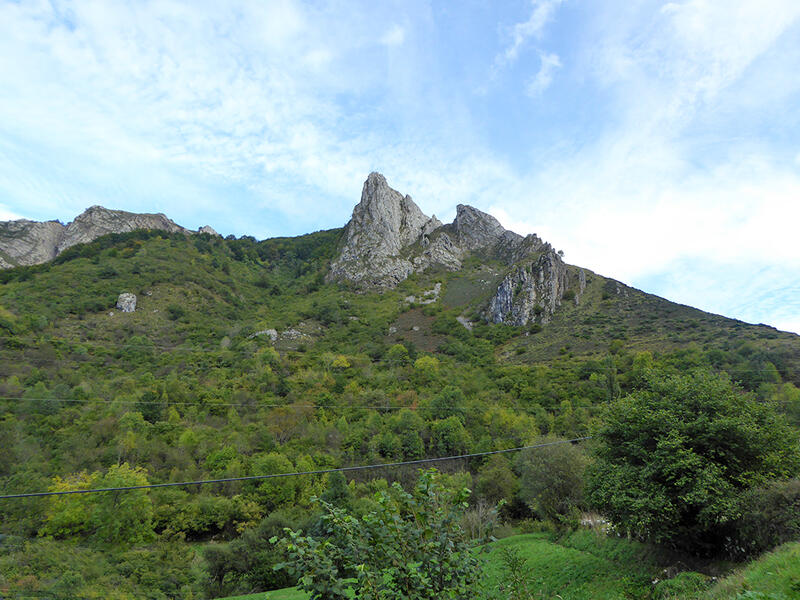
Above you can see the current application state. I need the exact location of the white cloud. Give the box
[0,1,798,333]
[0,205,23,221]
[499,0,564,65]
[526,52,561,96]
[380,25,406,47]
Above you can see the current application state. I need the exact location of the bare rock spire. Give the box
[328,173,441,287]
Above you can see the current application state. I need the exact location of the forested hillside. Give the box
[1,229,798,598]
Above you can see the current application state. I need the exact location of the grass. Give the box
[220,531,660,600]
[219,536,800,600]
[705,542,800,599]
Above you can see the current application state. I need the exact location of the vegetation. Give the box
[587,371,800,555]
[0,229,798,598]
[274,469,490,600]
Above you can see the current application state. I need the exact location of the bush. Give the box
[515,439,588,526]
[727,479,800,558]
[587,370,800,555]
[274,469,493,600]
[166,304,186,321]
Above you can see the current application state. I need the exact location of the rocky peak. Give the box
[354,172,441,253]
[453,204,517,251]
[0,206,199,269]
[58,206,186,253]
[198,225,220,236]
[328,173,442,287]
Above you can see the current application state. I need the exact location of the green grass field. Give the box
[220,534,800,600]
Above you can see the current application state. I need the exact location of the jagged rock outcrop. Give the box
[487,247,568,325]
[328,172,575,326]
[328,172,442,287]
[452,204,518,252]
[56,206,186,254]
[198,225,220,236]
[116,293,137,313]
[329,174,542,288]
[0,220,65,268]
[0,206,213,269]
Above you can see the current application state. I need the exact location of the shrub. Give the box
[515,439,588,526]
[587,370,800,555]
[727,479,800,558]
[274,469,493,600]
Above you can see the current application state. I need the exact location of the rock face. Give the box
[0,206,213,269]
[0,220,65,269]
[56,206,186,254]
[452,204,517,252]
[198,225,220,236]
[487,248,568,325]
[116,293,137,313]
[328,173,442,287]
[328,172,575,327]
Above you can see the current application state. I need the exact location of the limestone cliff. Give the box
[56,206,186,254]
[328,172,576,327]
[487,247,568,325]
[0,220,65,269]
[0,206,198,269]
[328,172,442,287]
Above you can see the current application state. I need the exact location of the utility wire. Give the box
[0,437,592,500]
[0,395,609,412]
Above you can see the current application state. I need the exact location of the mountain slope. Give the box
[0,205,217,269]
[0,177,798,599]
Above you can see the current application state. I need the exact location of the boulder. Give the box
[116,293,137,313]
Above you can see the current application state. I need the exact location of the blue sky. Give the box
[1,0,799,333]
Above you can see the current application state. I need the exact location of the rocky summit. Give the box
[0,173,584,327]
[328,172,576,326]
[0,206,195,269]
[328,172,442,287]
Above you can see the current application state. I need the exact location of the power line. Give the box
[0,395,610,412]
[0,437,592,500]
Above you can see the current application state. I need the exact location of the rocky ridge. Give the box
[0,206,216,269]
[328,173,574,326]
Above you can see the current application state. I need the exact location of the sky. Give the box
[0,0,799,334]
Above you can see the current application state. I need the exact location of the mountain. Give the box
[0,205,218,269]
[329,173,577,325]
[1,172,799,599]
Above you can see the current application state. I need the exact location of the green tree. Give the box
[386,343,410,367]
[514,439,588,525]
[430,416,471,456]
[427,385,466,422]
[586,370,800,554]
[274,469,492,600]
[40,463,155,547]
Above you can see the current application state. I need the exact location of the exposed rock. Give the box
[412,231,463,272]
[456,316,473,331]
[0,220,65,268]
[249,328,278,342]
[57,206,186,254]
[328,173,552,289]
[115,293,137,313]
[198,225,220,236]
[404,283,442,305]
[0,206,193,269]
[452,204,518,252]
[575,268,587,305]
[487,248,569,326]
[328,172,442,287]
[326,172,578,328]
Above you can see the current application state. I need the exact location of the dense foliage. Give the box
[0,229,798,597]
[274,469,490,600]
[587,370,800,554]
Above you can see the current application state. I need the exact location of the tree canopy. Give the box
[587,370,800,554]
